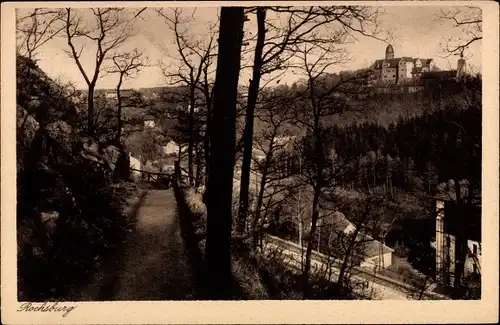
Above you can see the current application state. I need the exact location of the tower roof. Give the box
[385,44,394,55]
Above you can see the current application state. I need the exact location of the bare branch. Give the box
[438,7,482,57]
[16,8,66,60]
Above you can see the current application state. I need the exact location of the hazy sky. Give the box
[20,5,482,90]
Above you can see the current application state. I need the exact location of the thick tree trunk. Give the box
[237,8,267,235]
[205,7,245,299]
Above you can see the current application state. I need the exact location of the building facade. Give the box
[129,153,141,181]
[161,140,180,156]
[371,45,436,85]
[433,199,481,286]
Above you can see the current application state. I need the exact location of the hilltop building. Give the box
[370,44,436,85]
[456,52,467,80]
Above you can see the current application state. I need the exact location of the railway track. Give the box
[263,234,449,300]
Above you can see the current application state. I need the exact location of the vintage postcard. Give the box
[1,1,498,324]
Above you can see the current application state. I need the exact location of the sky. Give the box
[18,5,482,90]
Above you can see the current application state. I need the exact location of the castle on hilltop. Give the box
[370,44,437,85]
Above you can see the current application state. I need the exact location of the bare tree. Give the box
[106,49,149,143]
[249,86,299,249]
[157,8,218,187]
[291,39,373,298]
[62,8,137,136]
[16,8,65,60]
[237,5,391,238]
[438,7,482,57]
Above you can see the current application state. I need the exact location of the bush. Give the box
[231,255,269,299]
[183,187,207,219]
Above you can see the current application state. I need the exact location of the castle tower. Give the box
[385,44,394,60]
[456,52,467,80]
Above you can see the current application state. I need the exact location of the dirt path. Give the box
[79,189,193,301]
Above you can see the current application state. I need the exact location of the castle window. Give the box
[473,244,478,255]
[446,236,451,247]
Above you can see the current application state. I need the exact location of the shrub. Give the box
[183,187,207,219]
[231,255,269,299]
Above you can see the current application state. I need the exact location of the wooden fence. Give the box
[129,167,174,185]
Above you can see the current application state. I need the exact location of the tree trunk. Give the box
[188,90,196,186]
[115,74,124,144]
[195,142,203,189]
[87,86,95,136]
[337,221,362,293]
[237,8,267,235]
[302,186,321,299]
[205,7,245,299]
[251,161,270,250]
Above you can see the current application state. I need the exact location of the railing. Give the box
[173,160,190,186]
[129,167,174,185]
[263,234,449,300]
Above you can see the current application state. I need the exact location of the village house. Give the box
[160,139,181,156]
[319,211,395,270]
[128,152,141,182]
[105,92,117,100]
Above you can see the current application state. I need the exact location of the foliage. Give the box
[16,55,137,300]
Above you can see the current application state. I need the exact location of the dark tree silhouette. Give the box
[204,7,245,299]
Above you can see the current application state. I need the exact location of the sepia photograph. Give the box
[1,1,498,324]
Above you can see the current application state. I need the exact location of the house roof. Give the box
[160,138,176,146]
[328,211,354,232]
[363,238,395,257]
[386,58,400,67]
[373,59,385,69]
[324,211,394,258]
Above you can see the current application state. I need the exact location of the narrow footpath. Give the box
[79,189,193,300]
